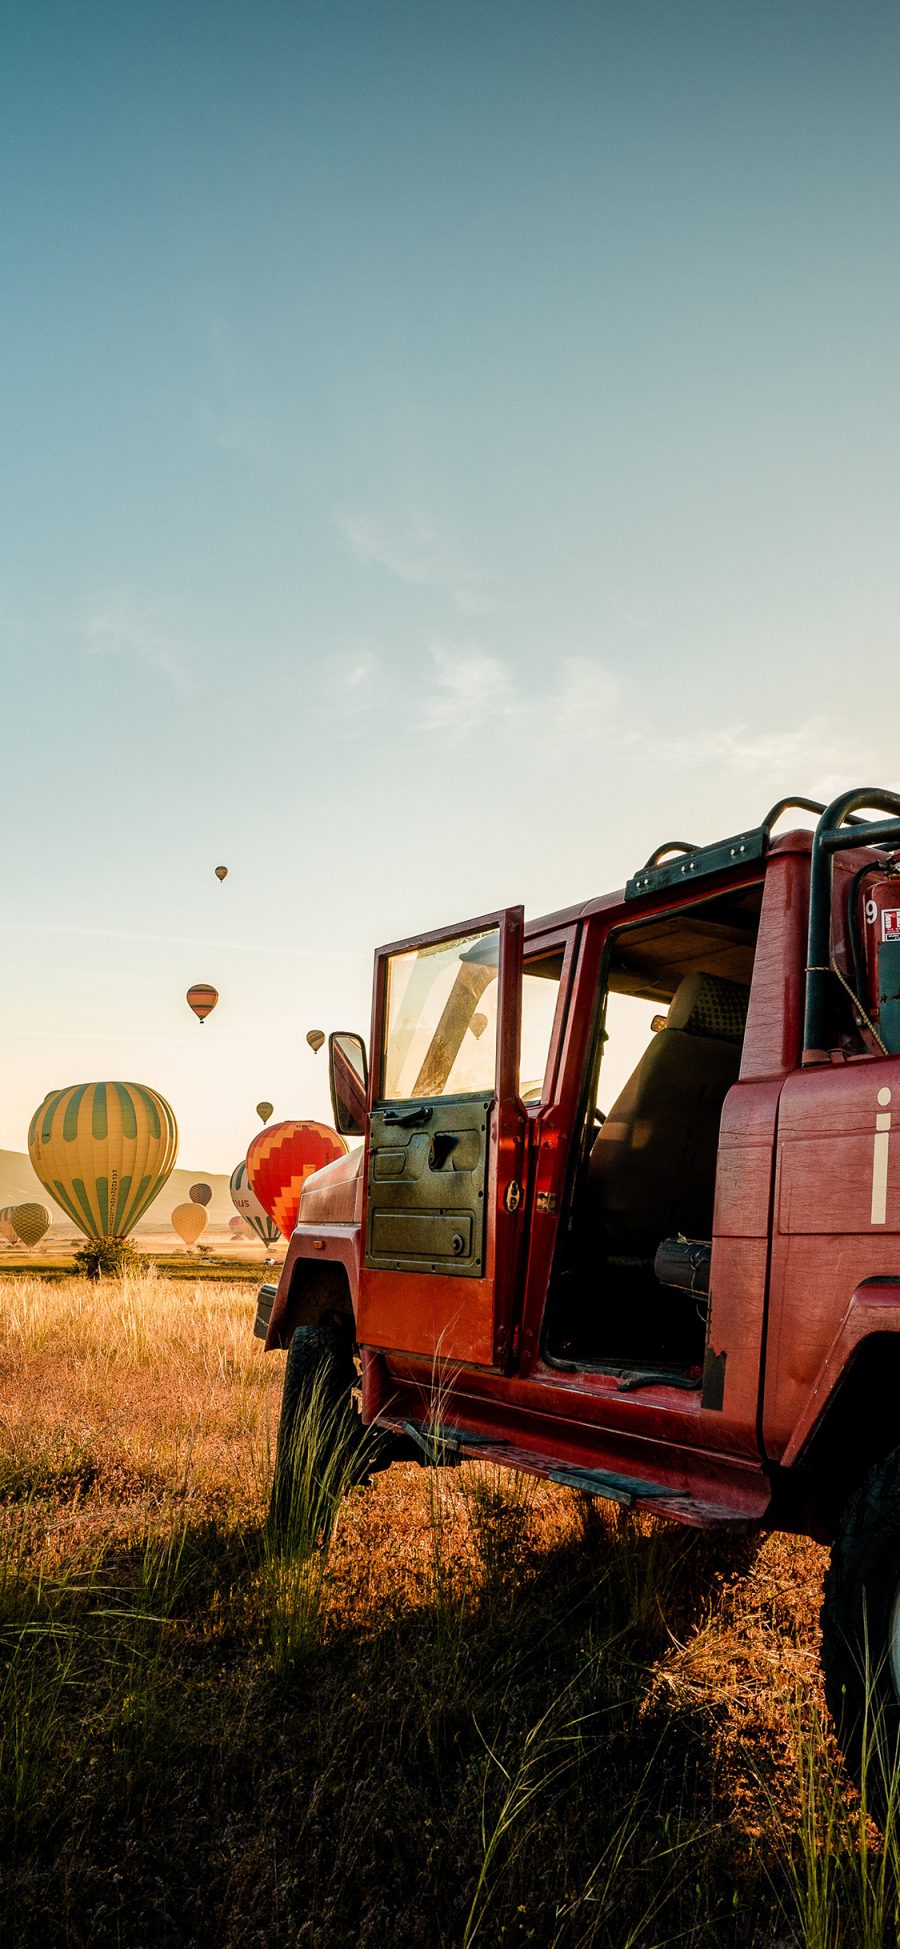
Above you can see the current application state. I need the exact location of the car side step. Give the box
[401,1420,510,1465]
[386,1422,764,1527]
[549,1465,678,1508]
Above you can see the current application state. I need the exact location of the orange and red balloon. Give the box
[245,1120,347,1240]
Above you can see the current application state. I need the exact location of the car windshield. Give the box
[382,928,500,1100]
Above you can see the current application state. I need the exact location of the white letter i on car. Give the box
[871,1086,893,1225]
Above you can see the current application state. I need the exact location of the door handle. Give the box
[382,1105,433,1127]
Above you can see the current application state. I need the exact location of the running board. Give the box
[548,1460,753,1525]
[550,1465,675,1506]
[383,1419,764,1527]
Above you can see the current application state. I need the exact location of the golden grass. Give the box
[0,1269,895,1948]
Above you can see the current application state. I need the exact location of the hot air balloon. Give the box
[228,1213,249,1238]
[229,1161,281,1245]
[306,1030,325,1055]
[0,1209,18,1244]
[246,1121,348,1240]
[187,984,218,1024]
[28,1081,178,1240]
[9,1203,51,1249]
[256,1101,274,1124]
[214,866,228,883]
[189,1182,212,1206]
[172,1202,207,1247]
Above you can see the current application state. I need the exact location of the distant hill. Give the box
[0,1149,234,1233]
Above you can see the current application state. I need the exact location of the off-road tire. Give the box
[821,1445,900,1790]
[268,1321,367,1536]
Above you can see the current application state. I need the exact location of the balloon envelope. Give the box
[246,1120,348,1240]
[10,1203,51,1249]
[229,1160,281,1246]
[172,1202,207,1246]
[228,1213,248,1237]
[256,1101,274,1124]
[187,984,218,1024]
[189,1182,212,1206]
[306,1030,325,1054]
[28,1082,178,1241]
[214,866,228,883]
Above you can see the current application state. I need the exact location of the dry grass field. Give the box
[1,1270,898,1947]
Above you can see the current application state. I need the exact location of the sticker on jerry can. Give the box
[882,909,900,941]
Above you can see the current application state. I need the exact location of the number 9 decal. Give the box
[865,898,879,926]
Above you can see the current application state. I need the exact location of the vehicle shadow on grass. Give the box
[1,1501,810,1949]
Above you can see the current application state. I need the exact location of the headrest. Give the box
[666,973,749,1042]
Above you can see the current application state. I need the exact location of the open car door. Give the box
[356,907,526,1369]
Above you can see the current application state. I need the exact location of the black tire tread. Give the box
[821,1443,900,1777]
[268,1321,365,1533]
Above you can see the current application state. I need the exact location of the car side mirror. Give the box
[329,1031,369,1138]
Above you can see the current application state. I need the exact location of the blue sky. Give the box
[2,0,898,1167]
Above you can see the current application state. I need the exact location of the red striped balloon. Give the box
[245,1120,348,1240]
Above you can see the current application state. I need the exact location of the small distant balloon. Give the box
[229,1161,281,1246]
[306,1030,325,1054]
[0,1209,18,1244]
[10,1203,51,1249]
[470,1013,488,1041]
[214,866,228,883]
[187,984,218,1024]
[256,1101,274,1124]
[189,1182,212,1206]
[172,1202,207,1247]
[228,1213,248,1237]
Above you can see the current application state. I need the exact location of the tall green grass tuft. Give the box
[774,1665,900,1948]
[258,1362,373,1674]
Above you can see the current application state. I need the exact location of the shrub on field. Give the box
[72,1235,145,1280]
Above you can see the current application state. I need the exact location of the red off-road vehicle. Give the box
[256,788,900,1769]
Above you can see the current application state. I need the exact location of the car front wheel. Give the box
[821,1446,900,1797]
[268,1320,368,1539]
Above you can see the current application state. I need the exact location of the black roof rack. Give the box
[625,797,862,903]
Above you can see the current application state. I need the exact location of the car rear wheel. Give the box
[821,1446,900,1799]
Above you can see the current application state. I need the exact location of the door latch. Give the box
[382,1104,433,1128]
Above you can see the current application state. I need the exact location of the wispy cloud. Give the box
[84,594,193,690]
[647,716,875,801]
[322,623,879,810]
[411,647,877,807]
[416,643,517,734]
[414,643,624,751]
[337,507,505,617]
[323,644,382,723]
[340,511,442,588]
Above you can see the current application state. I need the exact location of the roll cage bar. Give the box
[625,790,900,1062]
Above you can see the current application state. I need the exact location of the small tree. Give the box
[73,1236,143,1281]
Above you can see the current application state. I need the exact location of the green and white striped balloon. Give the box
[28,1081,178,1240]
